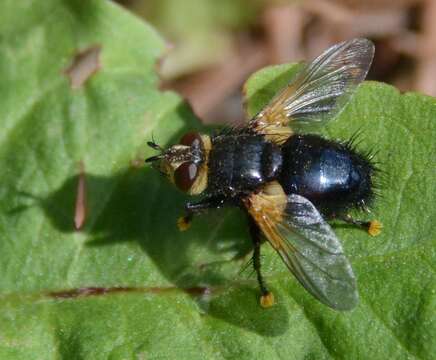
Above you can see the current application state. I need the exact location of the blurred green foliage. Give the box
[131,0,266,78]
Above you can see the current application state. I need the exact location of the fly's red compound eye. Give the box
[174,162,198,192]
[179,132,202,148]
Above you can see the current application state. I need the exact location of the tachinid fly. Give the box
[146,38,382,310]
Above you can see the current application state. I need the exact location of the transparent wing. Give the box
[251,38,374,132]
[246,191,358,310]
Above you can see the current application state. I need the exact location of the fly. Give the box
[146,38,381,310]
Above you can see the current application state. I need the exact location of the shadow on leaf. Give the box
[203,286,289,337]
[18,165,288,336]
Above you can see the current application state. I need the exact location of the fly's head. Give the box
[145,132,211,195]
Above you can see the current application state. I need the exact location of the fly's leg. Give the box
[248,216,275,308]
[177,195,228,231]
[339,214,382,237]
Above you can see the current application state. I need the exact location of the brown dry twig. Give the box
[414,0,436,96]
[74,161,87,230]
[262,4,306,64]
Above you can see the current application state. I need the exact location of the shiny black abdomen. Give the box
[207,133,282,196]
[280,134,373,216]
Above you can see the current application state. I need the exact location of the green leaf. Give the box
[0,1,435,359]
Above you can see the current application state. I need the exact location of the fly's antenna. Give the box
[145,142,164,163]
[145,133,165,163]
[145,154,164,163]
[149,133,163,150]
[146,141,162,151]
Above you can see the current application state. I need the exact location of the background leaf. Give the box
[130,0,264,78]
[0,1,435,359]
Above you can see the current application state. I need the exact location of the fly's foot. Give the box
[177,215,192,232]
[260,291,275,308]
[366,219,382,236]
[341,214,382,236]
